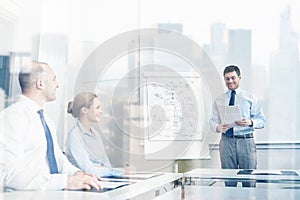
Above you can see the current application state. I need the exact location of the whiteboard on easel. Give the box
[142,71,209,160]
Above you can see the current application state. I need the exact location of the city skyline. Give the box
[1,1,300,141]
[3,0,298,68]
[1,0,300,174]
[140,0,300,66]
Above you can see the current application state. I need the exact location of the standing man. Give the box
[1,61,102,191]
[209,65,266,187]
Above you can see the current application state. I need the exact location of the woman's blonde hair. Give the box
[67,92,98,118]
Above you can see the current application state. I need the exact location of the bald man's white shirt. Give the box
[1,95,79,190]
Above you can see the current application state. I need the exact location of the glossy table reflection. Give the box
[1,173,183,200]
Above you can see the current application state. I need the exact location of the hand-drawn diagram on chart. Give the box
[144,72,204,141]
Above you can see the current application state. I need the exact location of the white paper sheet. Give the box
[217,105,242,126]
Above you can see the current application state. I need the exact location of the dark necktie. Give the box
[225,90,236,137]
[37,109,59,174]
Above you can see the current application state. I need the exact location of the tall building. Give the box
[227,29,252,90]
[211,23,226,56]
[0,56,10,98]
[204,23,227,74]
[155,23,188,72]
[268,7,300,141]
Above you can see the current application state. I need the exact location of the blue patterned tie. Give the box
[225,90,236,137]
[37,110,58,174]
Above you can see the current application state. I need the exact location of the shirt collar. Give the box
[77,121,95,136]
[226,88,241,96]
[19,95,43,113]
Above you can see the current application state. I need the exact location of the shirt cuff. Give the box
[42,174,68,190]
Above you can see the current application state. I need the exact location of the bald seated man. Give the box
[0,61,102,191]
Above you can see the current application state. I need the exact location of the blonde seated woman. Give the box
[66,92,127,178]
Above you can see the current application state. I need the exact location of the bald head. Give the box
[18,61,49,93]
[18,61,59,106]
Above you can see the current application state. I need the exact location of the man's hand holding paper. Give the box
[235,118,253,127]
[216,123,231,133]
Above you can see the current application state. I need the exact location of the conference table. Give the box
[183,168,300,187]
[1,172,183,200]
[2,169,300,200]
[183,168,300,200]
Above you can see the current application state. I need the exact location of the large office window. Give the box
[1,0,299,171]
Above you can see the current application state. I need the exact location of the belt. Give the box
[224,133,253,139]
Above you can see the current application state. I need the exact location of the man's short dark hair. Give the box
[223,65,241,77]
